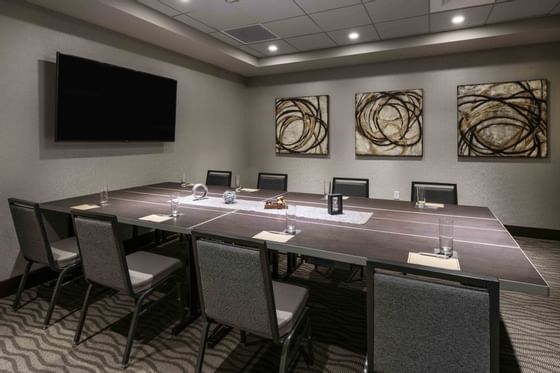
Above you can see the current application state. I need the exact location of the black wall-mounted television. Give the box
[55,52,177,142]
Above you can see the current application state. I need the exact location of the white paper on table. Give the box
[424,202,445,209]
[240,188,260,192]
[138,214,174,223]
[71,204,100,210]
[407,252,460,271]
[253,231,294,243]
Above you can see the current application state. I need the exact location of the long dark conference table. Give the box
[40,181,549,371]
[41,181,549,297]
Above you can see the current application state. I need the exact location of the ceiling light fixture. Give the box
[348,32,359,40]
[268,45,278,52]
[451,15,465,24]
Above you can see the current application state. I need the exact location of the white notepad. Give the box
[240,188,260,193]
[71,204,100,210]
[424,202,445,209]
[138,214,174,223]
[253,231,294,243]
[407,252,461,271]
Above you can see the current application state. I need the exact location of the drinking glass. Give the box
[285,204,297,234]
[99,185,109,206]
[415,186,425,208]
[439,217,454,257]
[234,175,241,191]
[323,180,331,200]
[180,173,187,188]
[170,192,180,217]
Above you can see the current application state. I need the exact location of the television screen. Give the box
[55,52,177,142]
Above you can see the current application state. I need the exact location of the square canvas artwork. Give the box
[457,79,548,157]
[275,95,329,155]
[355,89,423,156]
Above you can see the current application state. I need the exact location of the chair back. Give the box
[411,181,458,204]
[8,198,55,267]
[257,172,288,191]
[367,259,499,373]
[332,177,369,198]
[71,211,133,294]
[191,231,280,342]
[206,170,232,187]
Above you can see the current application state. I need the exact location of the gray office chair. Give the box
[206,170,232,187]
[71,210,185,369]
[332,177,369,198]
[411,181,458,204]
[191,231,313,373]
[8,198,81,329]
[366,259,499,373]
[257,172,288,191]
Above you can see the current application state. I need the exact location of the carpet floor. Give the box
[0,236,558,372]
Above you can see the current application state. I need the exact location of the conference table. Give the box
[40,181,549,369]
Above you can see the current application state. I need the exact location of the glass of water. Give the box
[170,192,180,217]
[415,186,425,208]
[234,175,241,191]
[180,173,187,188]
[323,180,331,200]
[99,185,109,206]
[285,204,297,234]
[438,217,454,257]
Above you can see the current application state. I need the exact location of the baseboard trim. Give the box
[0,266,57,299]
[505,225,560,241]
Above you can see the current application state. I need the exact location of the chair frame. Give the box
[71,210,185,369]
[332,177,370,198]
[411,181,458,204]
[257,172,288,192]
[365,259,499,373]
[205,170,232,187]
[8,198,81,329]
[191,231,313,373]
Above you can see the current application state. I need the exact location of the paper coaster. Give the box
[407,252,460,271]
[138,214,174,223]
[71,204,100,210]
[253,231,295,243]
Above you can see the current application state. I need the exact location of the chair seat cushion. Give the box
[273,281,309,336]
[50,237,79,268]
[126,251,182,294]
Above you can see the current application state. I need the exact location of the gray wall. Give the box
[0,1,248,281]
[246,43,560,230]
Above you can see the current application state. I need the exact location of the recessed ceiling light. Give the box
[268,45,278,52]
[180,0,189,3]
[348,32,359,40]
[452,15,465,24]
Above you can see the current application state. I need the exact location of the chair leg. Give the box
[12,261,32,311]
[177,278,186,325]
[43,265,73,329]
[306,317,314,366]
[73,283,94,345]
[121,292,148,369]
[279,335,293,373]
[196,322,211,373]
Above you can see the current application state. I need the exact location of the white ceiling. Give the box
[25,0,560,77]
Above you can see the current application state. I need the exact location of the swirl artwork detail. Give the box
[457,80,548,157]
[355,89,423,156]
[275,95,329,155]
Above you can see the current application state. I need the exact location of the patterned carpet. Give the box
[0,237,558,373]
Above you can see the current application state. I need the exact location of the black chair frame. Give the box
[411,181,458,204]
[257,172,289,192]
[71,210,185,369]
[332,177,370,198]
[9,198,82,329]
[191,231,313,373]
[206,170,232,187]
[365,258,499,373]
